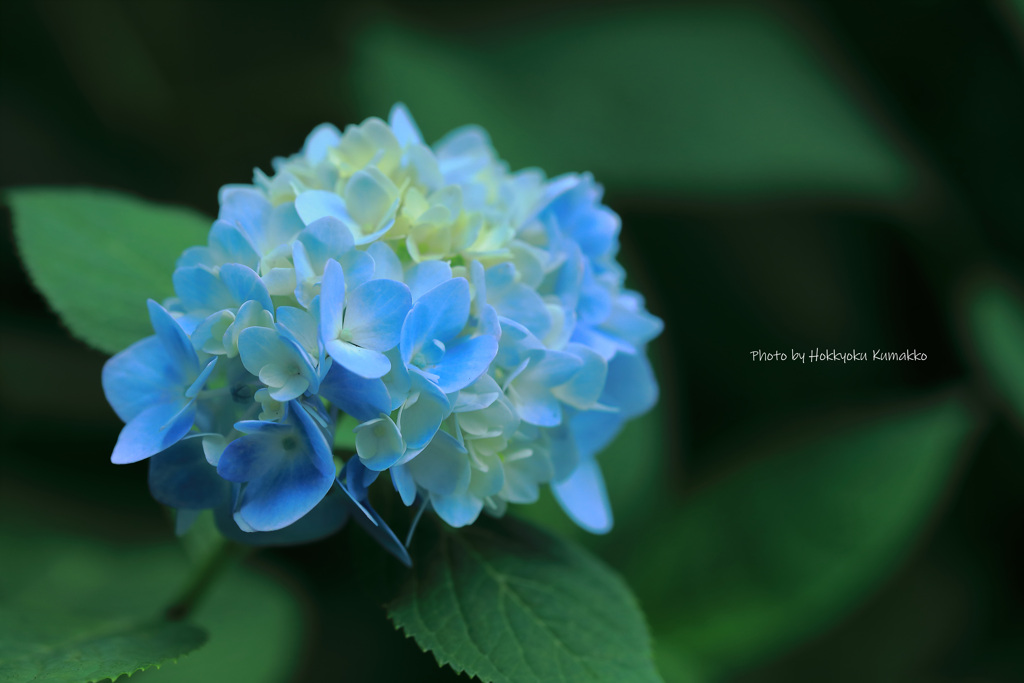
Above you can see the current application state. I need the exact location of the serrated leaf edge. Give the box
[386,523,662,683]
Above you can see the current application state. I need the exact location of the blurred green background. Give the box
[2,0,1023,681]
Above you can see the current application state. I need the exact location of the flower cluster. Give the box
[102,104,662,561]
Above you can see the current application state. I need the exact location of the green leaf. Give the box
[0,534,208,683]
[0,511,304,683]
[5,187,211,354]
[352,6,910,198]
[0,614,206,683]
[388,516,663,683]
[126,552,305,683]
[632,393,977,679]
[962,274,1024,431]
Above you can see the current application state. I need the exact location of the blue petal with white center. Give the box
[217,402,335,531]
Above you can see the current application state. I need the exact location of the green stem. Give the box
[165,541,245,621]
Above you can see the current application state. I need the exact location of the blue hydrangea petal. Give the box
[576,265,614,325]
[338,483,412,566]
[233,418,296,436]
[275,307,320,359]
[223,300,275,358]
[398,374,450,451]
[148,436,228,509]
[509,387,562,428]
[421,277,470,342]
[400,277,469,365]
[570,324,630,361]
[551,343,608,410]
[432,335,499,394]
[487,264,551,339]
[238,327,318,399]
[600,291,665,348]
[177,245,214,270]
[255,266,291,302]
[494,317,543,369]
[468,452,506,499]
[263,269,297,300]
[406,261,453,301]
[547,421,581,482]
[569,410,625,460]
[435,126,493,183]
[344,167,400,244]
[226,403,335,531]
[390,464,418,506]
[569,206,619,262]
[299,216,355,266]
[508,350,584,426]
[504,448,555,504]
[603,350,659,419]
[399,300,432,366]
[538,173,584,213]
[319,258,346,341]
[111,399,196,464]
[148,300,199,380]
[366,241,403,282]
[303,123,342,163]
[354,414,405,471]
[457,391,518,438]
[218,186,272,244]
[526,349,585,387]
[388,102,425,148]
[477,303,501,339]
[431,492,483,528]
[552,459,613,534]
[235,456,334,531]
[339,249,375,292]
[102,336,182,423]
[208,220,260,270]
[401,144,444,193]
[318,363,391,422]
[340,455,379,502]
[263,203,304,254]
[215,485,349,546]
[173,266,237,315]
[343,278,411,351]
[325,339,391,379]
[292,240,318,307]
[191,310,234,355]
[293,399,338,480]
[405,431,470,496]
[185,358,219,399]
[216,424,287,482]
[266,375,309,402]
[549,242,584,310]
[382,348,411,410]
[295,189,349,228]
[452,373,502,413]
[219,263,273,312]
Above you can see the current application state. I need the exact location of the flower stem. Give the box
[165,540,246,621]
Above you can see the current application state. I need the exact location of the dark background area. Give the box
[2,1,1023,681]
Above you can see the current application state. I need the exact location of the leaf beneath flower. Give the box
[6,187,211,354]
[0,533,207,683]
[387,515,663,683]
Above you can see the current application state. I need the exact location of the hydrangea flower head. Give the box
[102,104,663,557]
